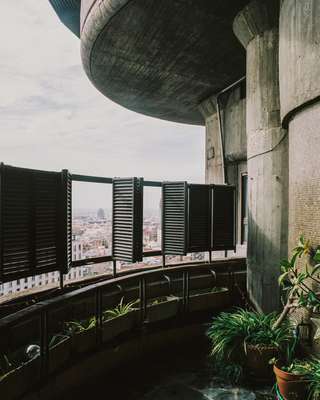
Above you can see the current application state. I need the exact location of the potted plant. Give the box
[187,286,230,312]
[144,295,179,323]
[102,298,139,343]
[207,309,293,381]
[64,316,97,355]
[0,346,41,399]
[48,334,71,374]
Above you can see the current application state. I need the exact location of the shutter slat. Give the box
[162,182,188,256]
[212,185,236,251]
[112,177,143,263]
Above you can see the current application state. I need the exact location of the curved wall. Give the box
[280,0,320,251]
[279,0,320,125]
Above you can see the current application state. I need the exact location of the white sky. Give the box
[0,1,205,209]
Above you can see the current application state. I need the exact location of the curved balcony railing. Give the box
[0,259,245,400]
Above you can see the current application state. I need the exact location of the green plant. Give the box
[207,309,293,363]
[103,297,138,321]
[49,334,69,348]
[274,236,320,329]
[300,358,320,399]
[64,316,96,335]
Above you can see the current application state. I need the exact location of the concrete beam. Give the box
[234,0,288,313]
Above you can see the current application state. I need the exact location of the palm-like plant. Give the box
[274,236,320,329]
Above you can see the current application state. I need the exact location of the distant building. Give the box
[97,208,106,220]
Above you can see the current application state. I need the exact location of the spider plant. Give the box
[103,297,138,321]
[207,309,293,363]
[64,316,96,335]
[302,358,320,399]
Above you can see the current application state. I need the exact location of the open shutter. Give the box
[112,177,143,263]
[162,182,188,256]
[188,184,211,252]
[212,185,236,251]
[0,164,72,282]
[59,169,72,274]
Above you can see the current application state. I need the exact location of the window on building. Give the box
[241,174,248,244]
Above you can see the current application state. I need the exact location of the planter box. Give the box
[49,336,72,374]
[187,288,230,312]
[145,296,179,323]
[70,328,97,355]
[102,310,139,343]
[0,356,40,400]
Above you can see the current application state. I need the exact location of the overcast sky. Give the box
[0,1,204,209]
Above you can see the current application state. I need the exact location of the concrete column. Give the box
[279,0,320,253]
[199,98,225,185]
[233,0,288,313]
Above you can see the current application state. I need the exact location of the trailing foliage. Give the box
[64,317,97,335]
[207,309,293,363]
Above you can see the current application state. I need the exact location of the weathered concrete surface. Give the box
[80,0,249,125]
[279,0,320,125]
[199,98,224,185]
[200,85,247,185]
[234,1,288,313]
[279,0,320,254]
[49,0,81,37]
[288,102,320,251]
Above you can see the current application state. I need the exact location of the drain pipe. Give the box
[215,76,246,185]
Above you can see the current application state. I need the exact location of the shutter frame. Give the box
[112,177,144,263]
[0,164,70,282]
[162,181,188,256]
[211,184,236,251]
[187,184,212,253]
[59,169,72,274]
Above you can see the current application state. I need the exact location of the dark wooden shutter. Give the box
[112,178,143,263]
[0,164,72,282]
[212,185,236,251]
[162,182,188,256]
[187,184,211,252]
[59,170,72,274]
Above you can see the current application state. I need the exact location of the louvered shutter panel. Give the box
[0,164,72,282]
[162,182,188,256]
[112,178,143,263]
[59,169,72,274]
[187,184,211,252]
[212,185,236,251]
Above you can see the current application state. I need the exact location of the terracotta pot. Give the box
[244,342,279,380]
[274,363,309,400]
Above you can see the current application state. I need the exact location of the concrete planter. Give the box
[70,328,97,355]
[187,288,230,312]
[49,336,72,374]
[145,296,179,323]
[0,356,40,400]
[102,310,139,343]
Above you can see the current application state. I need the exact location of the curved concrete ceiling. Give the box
[49,0,81,37]
[51,0,250,125]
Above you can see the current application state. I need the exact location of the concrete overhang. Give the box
[49,0,81,37]
[51,0,251,125]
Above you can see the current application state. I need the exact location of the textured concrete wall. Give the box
[200,86,247,185]
[288,103,320,253]
[279,0,320,125]
[234,1,289,313]
[279,0,320,253]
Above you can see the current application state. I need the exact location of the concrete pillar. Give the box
[279,0,320,253]
[233,0,288,313]
[199,98,225,185]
